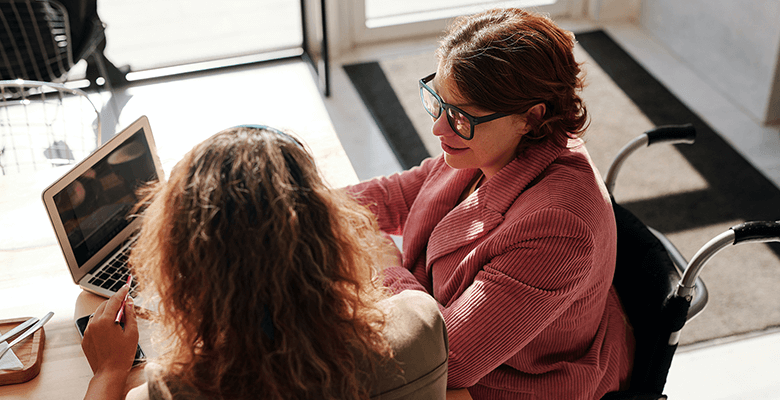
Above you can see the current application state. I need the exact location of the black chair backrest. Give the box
[612,200,680,394]
[0,0,73,81]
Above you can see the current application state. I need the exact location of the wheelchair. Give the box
[601,124,780,400]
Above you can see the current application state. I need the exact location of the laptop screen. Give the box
[52,127,158,267]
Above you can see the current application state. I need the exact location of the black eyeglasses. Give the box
[418,72,510,140]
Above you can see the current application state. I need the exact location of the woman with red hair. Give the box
[348,8,634,399]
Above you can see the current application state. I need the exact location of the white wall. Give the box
[639,0,780,125]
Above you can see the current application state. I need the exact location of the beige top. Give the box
[127,290,448,400]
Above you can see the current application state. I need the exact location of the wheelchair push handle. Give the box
[678,220,780,293]
[645,124,696,146]
[667,220,780,347]
[732,221,780,244]
[605,124,697,195]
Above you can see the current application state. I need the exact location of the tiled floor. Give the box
[664,328,780,399]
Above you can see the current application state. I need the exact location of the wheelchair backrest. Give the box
[612,200,680,393]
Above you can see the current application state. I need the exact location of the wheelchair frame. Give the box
[602,124,780,399]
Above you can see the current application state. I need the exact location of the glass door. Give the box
[351,0,576,45]
[100,0,303,73]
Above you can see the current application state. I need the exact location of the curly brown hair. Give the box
[437,8,588,150]
[130,126,395,399]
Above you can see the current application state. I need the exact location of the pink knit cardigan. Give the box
[348,136,634,400]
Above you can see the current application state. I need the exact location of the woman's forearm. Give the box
[84,368,131,400]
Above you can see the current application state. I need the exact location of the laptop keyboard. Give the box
[87,245,137,295]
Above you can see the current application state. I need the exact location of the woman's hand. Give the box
[82,285,139,400]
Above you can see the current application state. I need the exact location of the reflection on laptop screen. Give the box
[52,128,157,268]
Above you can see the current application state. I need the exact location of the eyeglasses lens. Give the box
[420,81,472,139]
[446,108,471,138]
[421,87,441,118]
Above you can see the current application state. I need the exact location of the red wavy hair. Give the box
[437,8,588,150]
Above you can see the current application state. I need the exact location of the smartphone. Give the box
[75,314,146,367]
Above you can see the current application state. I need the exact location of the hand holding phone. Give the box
[76,286,145,370]
[76,314,145,368]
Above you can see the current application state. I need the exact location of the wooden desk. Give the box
[0,126,359,399]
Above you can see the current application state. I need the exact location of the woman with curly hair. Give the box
[80,126,448,400]
[347,8,634,399]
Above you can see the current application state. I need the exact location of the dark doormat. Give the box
[576,30,780,251]
[344,62,429,169]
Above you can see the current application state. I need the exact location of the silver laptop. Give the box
[42,116,163,298]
